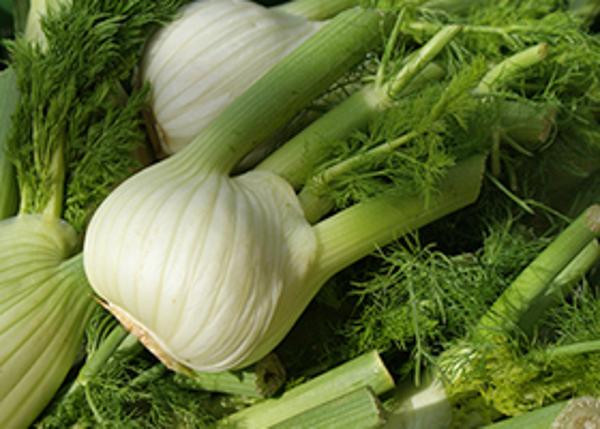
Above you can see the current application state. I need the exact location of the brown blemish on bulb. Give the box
[100,300,191,374]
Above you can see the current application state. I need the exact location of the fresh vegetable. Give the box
[1,0,600,427]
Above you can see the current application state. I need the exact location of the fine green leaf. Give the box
[6,0,186,229]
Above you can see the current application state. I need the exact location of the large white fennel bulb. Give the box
[142,0,323,154]
[83,157,318,372]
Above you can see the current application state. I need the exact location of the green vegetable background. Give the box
[2,0,600,428]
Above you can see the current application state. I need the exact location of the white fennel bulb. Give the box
[84,8,483,374]
[142,0,323,154]
[83,160,318,372]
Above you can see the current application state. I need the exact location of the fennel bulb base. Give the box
[103,300,191,373]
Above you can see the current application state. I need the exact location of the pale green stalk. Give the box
[474,43,549,94]
[407,21,535,47]
[312,155,485,283]
[496,101,556,152]
[66,325,130,396]
[272,387,385,429]
[0,68,19,220]
[69,325,285,400]
[256,25,462,187]
[545,340,600,358]
[299,130,420,222]
[126,364,167,390]
[274,0,359,20]
[219,351,394,429]
[176,354,286,398]
[476,205,600,336]
[383,378,452,429]
[520,240,600,335]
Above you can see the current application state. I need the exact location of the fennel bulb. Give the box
[142,0,322,154]
[0,216,94,428]
[83,153,483,373]
[84,166,317,371]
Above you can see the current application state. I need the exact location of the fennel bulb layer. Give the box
[142,0,322,154]
[0,215,94,428]
[83,161,318,372]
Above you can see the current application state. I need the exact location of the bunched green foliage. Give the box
[7,0,187,230]
[2,0,600,427]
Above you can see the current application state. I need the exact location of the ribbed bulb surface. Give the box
[0,215,93,428]
[83,158,318,371]
[142,0,323,154]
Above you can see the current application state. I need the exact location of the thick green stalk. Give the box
[519,240,600,335]
[275,0,359,20]
[545,340,600,358]
[497,101,556,152]
[299,130,420,221]
[272,387,385,429]
[178,7,381,174]
[312,155,485,282]
[126,364,166,390]
[256,25,461,186]
[0,68,19,220]
[219,351,394,429]
[474,43,549,94]
[484,397,600,429]
[40,142,66,220]
[176,354,286,398]
[387,26,462,95]
[476,205,600,336]
[256,85,386,186]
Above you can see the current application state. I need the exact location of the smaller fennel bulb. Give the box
[142,0,323,154]
[0,215,94,428]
